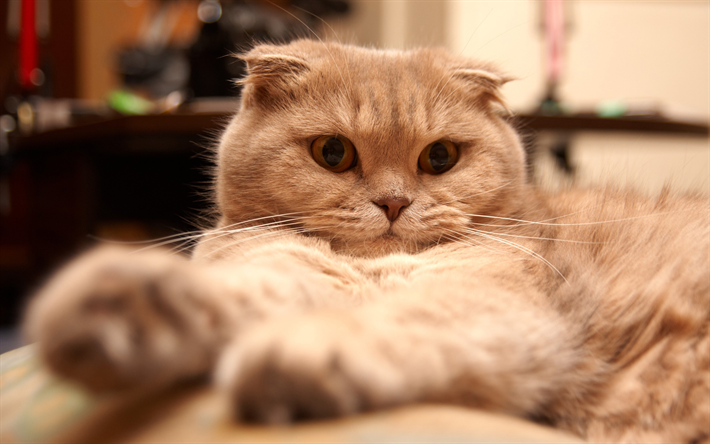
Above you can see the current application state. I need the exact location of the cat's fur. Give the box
[25,41,709,442]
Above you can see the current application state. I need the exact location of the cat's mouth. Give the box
[381,226,406,240]
[375,228,408,244]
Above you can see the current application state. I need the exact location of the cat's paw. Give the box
[216,313,408,423]
[25,246,219,392]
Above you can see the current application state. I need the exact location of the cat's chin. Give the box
[330,233,426,258]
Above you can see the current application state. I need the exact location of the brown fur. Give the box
[24,41,709,442]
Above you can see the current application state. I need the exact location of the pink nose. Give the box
[374,197,411,222]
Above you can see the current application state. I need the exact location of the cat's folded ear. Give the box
[236,45,310,107]
[451,68,513,114]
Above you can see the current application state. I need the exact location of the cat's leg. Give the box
[218,275,592,423]
[24,247,236,392]
[24,245,351,393]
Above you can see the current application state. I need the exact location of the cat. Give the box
[24,40,709,443]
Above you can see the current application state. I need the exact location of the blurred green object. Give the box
[108,90,154,115]
[539,98,563,115]
[596,100,627,118]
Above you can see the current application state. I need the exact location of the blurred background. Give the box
[0,0,708,351]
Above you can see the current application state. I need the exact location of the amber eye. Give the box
[311,135,357,173]
[418,140,458,174]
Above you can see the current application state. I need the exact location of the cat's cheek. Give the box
[215,313,409,423]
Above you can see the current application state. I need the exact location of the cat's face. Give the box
[216,41,527,256]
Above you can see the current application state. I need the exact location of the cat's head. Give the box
[215,40,527,256]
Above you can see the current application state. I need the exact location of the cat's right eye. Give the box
[419,140,458,174]
[311,135,357,173]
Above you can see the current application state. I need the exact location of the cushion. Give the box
[0,345,581,443]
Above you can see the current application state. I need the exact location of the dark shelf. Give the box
[13,112,707,154]
[513,114,709,135]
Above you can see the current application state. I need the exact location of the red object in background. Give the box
[544,0,564,84]
[19,0,37,91]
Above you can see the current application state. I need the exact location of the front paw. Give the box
[217,313,408,423]
[25,247,219,392]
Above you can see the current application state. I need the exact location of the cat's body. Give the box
[25,41,709,443]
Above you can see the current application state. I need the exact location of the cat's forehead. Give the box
[239,40,509,149]
[285,41,456,82]
[244,40,502,88]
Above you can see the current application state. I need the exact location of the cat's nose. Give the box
[374,197,411,222]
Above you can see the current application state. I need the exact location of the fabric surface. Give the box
[0,345,95,442]
[0,345,582,443]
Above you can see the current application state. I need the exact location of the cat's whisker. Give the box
[201,226,329,260]
[198,228,302,260]
[435,179,515,206]
[471,205,616,228]
[198,222,342,260]
[168,219,319,256]
[444,227,568,284]
[441,232,493,253]
[464,210,688,228]
[449,232,525,259]
[441,230,513,257]
[213,214,323,234]
[461,204,610,230]
[465,227,606,245]
[504,201,617,226]
[94,209,311,247]
[128,213,318,255]
[88,229,206,246]
[103,212,312,248]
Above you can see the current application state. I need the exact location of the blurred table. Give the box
[1,112,228,326]
[513,113,709,172]
[12,112,709,152]
[11,113,230,152]
[514,113,708,134]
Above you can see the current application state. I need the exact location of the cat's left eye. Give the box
[419,140,458,174]
[311,135,357,173]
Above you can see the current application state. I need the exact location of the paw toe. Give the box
[217,317,403,424]
[234,358,360,423]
